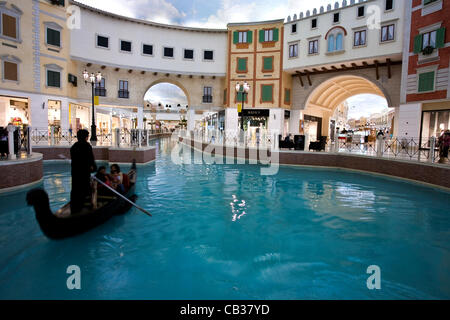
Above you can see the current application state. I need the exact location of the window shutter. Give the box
[273,28,279,42]
[237,58,247,71]
[263,57,273,71]
[2,14,17,39]
[418,71,435,92]
[4,61,18,81]
[233,31,239,44]
[247,30,253,43]
[435,27,446,49]
[285,89,290,103]
[413,34,423,54]
[259,30,265,42]
[262,85,273,102]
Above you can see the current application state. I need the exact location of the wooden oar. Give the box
[92,175,152,217]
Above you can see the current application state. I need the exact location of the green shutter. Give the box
[224,89,227,104]
[259,29,265,42]
[48,70,60,87]
[435,27,446,49]
[418,71,435,92]
[233,31,239,44]
[247,30,253,43]
[47,28,60,47]
[285,89,290,103]
[261,85,273,102]
[237,58,247,71]
[273,28,279,42]
[263,57,273,71]
[413,34,423,53]
[237,85,244,101]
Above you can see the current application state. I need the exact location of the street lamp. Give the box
[83,70,102,142]
[235,81,250,131]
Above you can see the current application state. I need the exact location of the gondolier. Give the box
[70,129,97,213]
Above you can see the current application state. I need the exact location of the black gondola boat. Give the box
[26,162,138,240]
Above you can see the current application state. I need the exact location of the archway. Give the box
[143,81,189,132]
[303,75,392,141]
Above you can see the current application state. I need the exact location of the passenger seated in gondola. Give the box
[110,164,130,194]
[95,166,112,196]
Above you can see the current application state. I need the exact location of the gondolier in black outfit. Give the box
[70,129,97,213]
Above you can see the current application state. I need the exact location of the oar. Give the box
[92,175,152,217]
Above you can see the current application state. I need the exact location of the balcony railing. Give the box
[118,90,129,99]
[202,95,213,103]
[95,88,106,97]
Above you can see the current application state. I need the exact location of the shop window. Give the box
[261,85,273,103]
[420,110,450,147]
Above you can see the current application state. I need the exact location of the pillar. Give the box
[397,103,422,138]
[137,105,144,130]
[225,108,238,133]
[289,110,302,135]
[187,109,195,131]
[7,124,16,159]
[268,109,283,135]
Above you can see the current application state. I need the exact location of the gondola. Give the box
[26,162,137,240]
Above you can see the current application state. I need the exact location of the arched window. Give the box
[328,35,335,52]
[336,33,343,51]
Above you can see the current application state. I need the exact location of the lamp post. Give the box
[83,70,102,142]
[235,82,250,131]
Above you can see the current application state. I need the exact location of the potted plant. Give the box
[422,45,434,55]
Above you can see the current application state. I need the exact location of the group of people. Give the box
[95,164,130,195]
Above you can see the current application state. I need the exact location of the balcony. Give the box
[202,95,213,103]
[95,88,106,97]
[118,90,129,99]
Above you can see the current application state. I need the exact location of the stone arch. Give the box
[143,78,191,107]
[303,73,394,114]
[325,26,347,39]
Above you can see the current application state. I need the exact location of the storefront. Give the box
[48,100,61,133]
[241,109,269,130]
[420,104,450,147]
[303,115,322,143]
[0,96,30,128]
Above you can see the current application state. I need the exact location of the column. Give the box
[60,98,69,131]
[397,103,422,138]
[268,109,284,135]
[225,108,238,132]
[29,94,48,130]
[7,124,16,160]
[289,110,302,135]
[187,109,196,132]
[137,105,144,130]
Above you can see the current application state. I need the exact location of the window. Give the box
[333,13,340,23]
[291,24,297,33]
[358,6,365,17]
[261,85,273,103]
[163,47,174,58]
[262,56,273,72]
[1,13,18,40]
[142,44,153,55]
[95,78,106,96]
[354,30,367,46]
[418,71,435,92]
[118,80,129,98]
[309,40,318,54]
[336,33,343,51]
[381,24,395,42]
[413,28,446,53]
[233,31,253,44]
[386,0,394,11]
[203,87,213,103]
[259,28,279,42]
[236,85,247,103]
[328,35,335,52]
[184,49,194,60]
[311,18,317,29]
[96,35,109,48]
[120,40,132,52]
[289,43,298,58]
[224,89,227,105]
[47,70,60,88]
[423,0,438,5]
[46,28,60,47]
[203,50,214,61]
[3,61,18,81]
[237,57,247,73]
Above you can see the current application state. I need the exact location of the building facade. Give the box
[400,0,449,143]
[2,0,445,145]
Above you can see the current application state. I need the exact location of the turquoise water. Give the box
[0,138,449,299]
